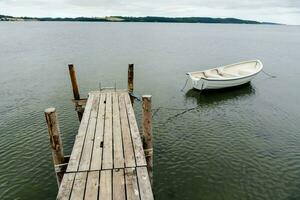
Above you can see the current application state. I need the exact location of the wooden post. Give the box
[68,64,83,121]
[44,107,65,187]
[128,64,134,104]
[142,95,153,185]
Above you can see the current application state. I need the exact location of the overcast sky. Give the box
[0,0,299,24]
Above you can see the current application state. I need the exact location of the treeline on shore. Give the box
[0,15,278,24]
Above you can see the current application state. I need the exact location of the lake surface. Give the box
[1,22,300,200]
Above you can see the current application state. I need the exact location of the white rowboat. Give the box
[187,60,263,90]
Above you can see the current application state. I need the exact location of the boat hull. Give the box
[191,74,256,90]
[187,60,263,90]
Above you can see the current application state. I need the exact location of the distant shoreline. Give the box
[0,15,281,25]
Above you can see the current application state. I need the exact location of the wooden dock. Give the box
[44,65,154,200]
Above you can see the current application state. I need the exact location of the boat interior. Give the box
[190,61,261,79]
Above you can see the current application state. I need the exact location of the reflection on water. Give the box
[185,83,255,106]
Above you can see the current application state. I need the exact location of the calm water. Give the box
[1,22,300,200]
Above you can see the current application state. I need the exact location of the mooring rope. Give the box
[152,106,194,118]
[129,92,142,101]
[262,69,277,78]
[152,107,161,118]
[144,148,153,157]
[180,77,189,92]
[162,106,199,124]
[130,68,277,125]
[132,90,198,120]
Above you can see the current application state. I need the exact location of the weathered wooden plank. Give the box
[119,94,136,168]
[70,172,88,200]
[84,171,99,200]
[99,170,112,200]
[57,173,76,200]
[113,169,125,200]
[102,92,113,169]
[124,94,147,167]
[113,93,125,168]
[136,167,154,200]
[125,168,140,200]
[90,93,106,170]
[67,94,95,172]
[79,93,100,171]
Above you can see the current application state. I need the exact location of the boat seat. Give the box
[191,72,207,79]
[203,70,223,78]
[217,69,239,77]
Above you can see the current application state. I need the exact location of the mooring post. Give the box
[68,64,83,121]
[128,64,134,104]
[44,108,65,188]
[142,95,153,185]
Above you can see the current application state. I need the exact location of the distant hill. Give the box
[0,15,279,25]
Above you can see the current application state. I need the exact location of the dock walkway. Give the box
[56,90,154,200]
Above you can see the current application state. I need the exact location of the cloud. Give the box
[65,0,300,11]
[0,0,299,24]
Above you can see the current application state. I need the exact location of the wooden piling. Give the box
[44,107,65,187]
[142,95,153,185]
[128,64,134,104]
[68,64,83,121]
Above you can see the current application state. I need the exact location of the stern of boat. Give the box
[186,72,205,90]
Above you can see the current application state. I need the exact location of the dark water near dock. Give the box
[1,22,300,200]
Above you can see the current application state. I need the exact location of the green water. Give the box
[1,22,300,200]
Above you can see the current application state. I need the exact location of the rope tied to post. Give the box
[129,92,142,101]
[144,148,153,157]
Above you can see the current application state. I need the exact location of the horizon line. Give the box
[0,14,286,25]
